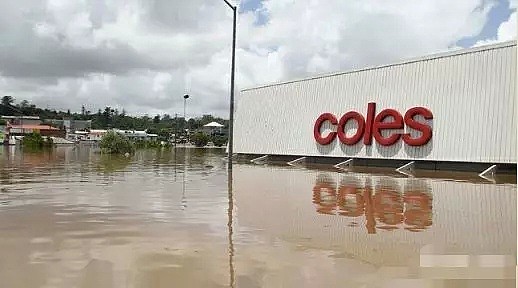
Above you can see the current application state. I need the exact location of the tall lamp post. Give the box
[223,0,237,167]
[183,94,189,144]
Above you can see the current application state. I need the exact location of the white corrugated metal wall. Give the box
[234,41,517,163]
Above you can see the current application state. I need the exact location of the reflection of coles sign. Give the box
[314,102,433,146]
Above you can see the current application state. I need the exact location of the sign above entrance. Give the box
[314,103,433,147]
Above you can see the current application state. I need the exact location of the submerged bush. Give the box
[211,135,227,147]
[22,132,54,149]
[191,131,210,147]
[100,131,135,155]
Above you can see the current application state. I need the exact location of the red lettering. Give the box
[373,109,404,146]
[314,113,338,145]
[402,107,433,146]
[363,102,376,145]
[314,104,433,147]
[337,112,365,145]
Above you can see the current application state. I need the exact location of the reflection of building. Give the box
[0,126,4,143]
[233,165,516,274]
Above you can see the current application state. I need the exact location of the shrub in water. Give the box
[22,132,54,149]
[191,131,210,147]
[211,135,227,147]
[100,131,135,155]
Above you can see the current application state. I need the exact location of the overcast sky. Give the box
[0,0,515,118]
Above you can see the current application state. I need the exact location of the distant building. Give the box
[114,129,158,141]
[202,122,224,135]
[7,124,64,138]
[2,116,42,126]
[1,115,65,139]
[44,119,92,139]
[68,129,158,142]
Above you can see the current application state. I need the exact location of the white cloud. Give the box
[471,0,517,47]
[497,12,517,41]
[0,0,498,118]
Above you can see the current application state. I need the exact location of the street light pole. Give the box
[183,94,189,144]
[223,0,237,168]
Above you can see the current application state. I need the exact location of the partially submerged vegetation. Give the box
[100,131,173,155]
[22,132,55,150]
[99,131,135,155]
[191,132,210,147]
[211,135,226,147]
[100,130,226,155]
[189,133,227,147]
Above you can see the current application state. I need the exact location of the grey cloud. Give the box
[0,40,171,79]
[0,0,223,80]
[142,0,233,33]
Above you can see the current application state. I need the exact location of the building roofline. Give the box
[240,40,517,92]
[1,115,41,120]
[7,124,60,130]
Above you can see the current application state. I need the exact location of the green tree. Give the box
[211,135,227,147]
[99,131,134,155]
[22,132,54,150]
[191,131,210,147]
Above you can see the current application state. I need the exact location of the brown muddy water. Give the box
[0,146,516,288]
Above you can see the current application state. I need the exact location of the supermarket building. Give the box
[233,41,517,175]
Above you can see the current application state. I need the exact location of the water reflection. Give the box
[313,174,433,233]
[96,154,132,173]
[227,167,235,288]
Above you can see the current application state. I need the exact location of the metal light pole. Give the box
[183,94,189,144]
[223,0,237,168]
[221,4,237,286]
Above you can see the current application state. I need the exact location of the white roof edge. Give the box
[1,115,40,119]
[241,40,517,92]
[204,121,224,127]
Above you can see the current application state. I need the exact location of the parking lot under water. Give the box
[0,146,516,288]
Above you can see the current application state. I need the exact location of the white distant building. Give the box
[69,129,158,142]
[114,129,158,140]
[203,122,224,135]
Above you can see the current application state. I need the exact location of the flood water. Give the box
[0,146,516,288]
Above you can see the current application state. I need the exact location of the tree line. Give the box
[0,96,229,139]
